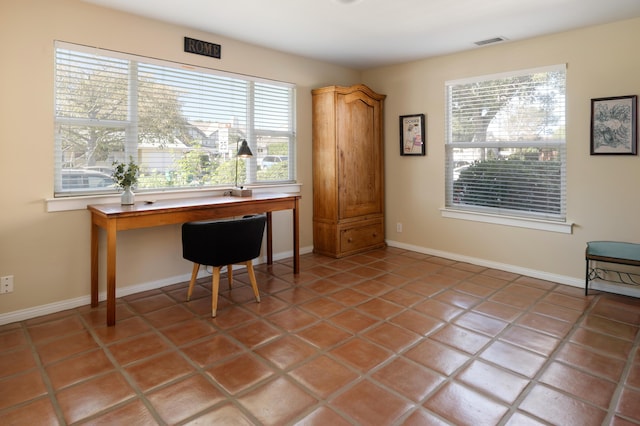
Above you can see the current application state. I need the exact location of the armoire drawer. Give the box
[339,221,385,253]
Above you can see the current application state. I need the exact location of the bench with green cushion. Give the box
[585,241,640,295]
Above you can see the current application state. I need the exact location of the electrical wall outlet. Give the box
[396,222,403,233]
[0,275,14,294]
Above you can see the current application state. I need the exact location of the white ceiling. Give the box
[82,0,640,69]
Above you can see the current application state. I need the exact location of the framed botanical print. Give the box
[590,95,637,155]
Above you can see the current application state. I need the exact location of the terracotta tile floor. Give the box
[1,247,640,425]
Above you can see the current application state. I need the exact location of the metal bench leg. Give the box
[585,258,589,296]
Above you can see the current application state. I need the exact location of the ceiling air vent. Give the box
[474,36,508,46]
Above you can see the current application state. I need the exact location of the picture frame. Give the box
[590,95,637,155]
[400,114,426,156]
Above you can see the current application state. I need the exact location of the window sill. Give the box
[46,183,302,213]
[440,208,573,234]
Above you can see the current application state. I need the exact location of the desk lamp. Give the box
[232,139,253,196]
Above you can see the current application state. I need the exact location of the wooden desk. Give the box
[88,193,301,326]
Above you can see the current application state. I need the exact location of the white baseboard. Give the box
[0,246,314,326]
[385,240,584,288]
[1,242,586,326]
[0,272,193,326]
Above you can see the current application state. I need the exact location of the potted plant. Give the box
[112,157,140,205]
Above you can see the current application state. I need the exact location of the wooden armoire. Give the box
[311,84,386,258]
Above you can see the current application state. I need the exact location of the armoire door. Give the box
[336,90,383,219]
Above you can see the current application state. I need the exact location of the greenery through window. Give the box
[445,65,566,220]
[54,41,296,196]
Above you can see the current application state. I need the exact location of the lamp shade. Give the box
[237,139,253,158]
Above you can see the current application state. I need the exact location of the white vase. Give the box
[121,186,135,205]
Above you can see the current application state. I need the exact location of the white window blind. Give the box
[54,41,295,196]
[445,64,566,221]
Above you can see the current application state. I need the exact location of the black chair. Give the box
[182,215,266,317]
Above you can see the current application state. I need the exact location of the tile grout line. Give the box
[156,286,267,426]
[276,256,426,424]
[289,260,506,424]
[76,304,170,426]
[23,320,68,425]
[426,271,542,425]
[495,284,601,425]
[602,304,640,425]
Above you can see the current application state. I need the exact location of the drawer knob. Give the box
[348,238,353,243]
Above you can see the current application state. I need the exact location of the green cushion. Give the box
[587,241,640,262]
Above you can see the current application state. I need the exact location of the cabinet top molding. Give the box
[312,84,386,100]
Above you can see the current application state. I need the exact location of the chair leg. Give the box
[211,266,221,317]
[245,260,261,303]
[186,263,200,301]
[227,264,233,290]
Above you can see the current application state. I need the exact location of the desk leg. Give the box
[90,219,99,307]
[106,221,117,326]
[293,197,299,274]
[266,212,273,265]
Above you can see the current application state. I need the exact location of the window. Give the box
[54,41,296,197]
[445,64,566,221]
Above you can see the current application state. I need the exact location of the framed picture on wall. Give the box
[400,114,426,156]
[590,95,637,155]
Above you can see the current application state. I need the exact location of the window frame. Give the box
[443,64,570,232]
[53,41,296,198]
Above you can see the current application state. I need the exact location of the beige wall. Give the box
[364,17,640,281]
[0,0,359,317]
[1,0,639,320]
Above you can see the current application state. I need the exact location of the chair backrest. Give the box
[182,215,266,267]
